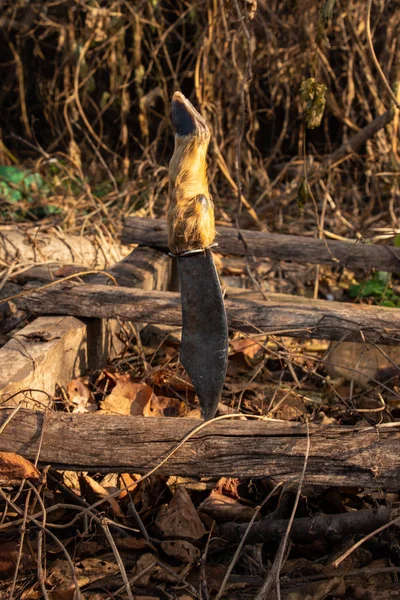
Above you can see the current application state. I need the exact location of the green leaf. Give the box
[0,166,46,203]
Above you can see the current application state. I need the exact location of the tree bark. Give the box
[121,217,400,273]
[11,282,400,345]
[0,226,126,270]
[1,409,400,489]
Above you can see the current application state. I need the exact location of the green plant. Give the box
[349,271,400,307]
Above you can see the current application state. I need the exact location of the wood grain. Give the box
[12,282,400,345]
[1,409,399,489]
[121,217,400,272]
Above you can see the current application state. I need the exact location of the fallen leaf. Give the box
[0,540,35,577]
[230,336,265,360]
[21,583,42,599]
[116,537,156,552]
[0,452,40,485]
[132,553,182,585]
[79,474,124,518]
[161,539,200,563]
[100,380,158,416]
[47,557,120,597]
[199,492,256,523]
[213,477,240,499]
[118,473,140,500]
[155,487,205,540]
[151,395,186,417]
[67,378,96,413]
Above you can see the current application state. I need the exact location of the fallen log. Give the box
[0,247,170,406]
[1,409,399,488]
[121,217,400,272]
[10,283,400,345]
[0,225,127,269]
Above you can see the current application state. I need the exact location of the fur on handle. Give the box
[167,99,216,255]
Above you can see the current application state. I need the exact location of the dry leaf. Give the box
[230,337,265,360]
[325,342,400,387]
[79,474,124,518]
[116,537,156,552]
[151,395,186,417]
[199,492,256,523]
[0,540,34,577]
[213,477,240,498]
[67,378,96,413]
[0,452,40,485]
[100,380,158,416]
[132,553,182,585]
[21,583,42,599]
[155,487,205,540]
[48,557,120,598]
[161,539,200,563]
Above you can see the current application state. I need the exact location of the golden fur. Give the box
[168,131,216,255]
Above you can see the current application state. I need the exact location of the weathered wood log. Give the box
[11,283,400,345]
[1,409,399,488]
[121,217,400,272]
[0,248,171,406]
[0,226,127,269]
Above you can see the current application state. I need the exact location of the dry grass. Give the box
[0,0,398,242]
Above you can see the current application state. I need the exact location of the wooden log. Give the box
[121,217,400,273]
[1,409,399,489]
[0,225,127,269]
[0,248,171,407]
[11,283,400,345]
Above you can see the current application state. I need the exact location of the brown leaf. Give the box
[20,583,42,599]
[0,540,35,577]
[100,380,158,416]
[155,487,205,540]
[0,452,40,485]
[116,537,156,552]
[161,539,200,563]
[199,492,256,523]
[48,557,120,598]
[132,553,183,585]
[213,477,240,499]
[79,474,124,518]
[67,378,96,413]
[150,395,186,417]
[230,336,265,360]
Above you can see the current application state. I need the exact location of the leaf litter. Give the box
[2,318,400,599]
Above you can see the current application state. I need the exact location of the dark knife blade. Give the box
[177,248,228,420]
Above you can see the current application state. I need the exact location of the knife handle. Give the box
[168,92,216,255]
[168,193,216,256]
